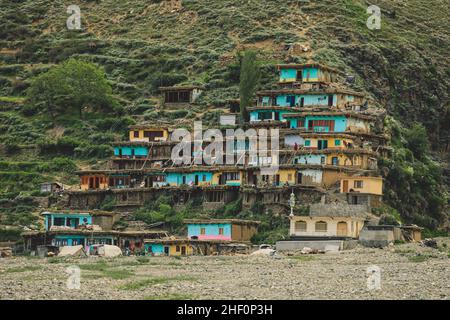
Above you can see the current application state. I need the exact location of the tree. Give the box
[239,51,260,121]
[404,123,430,160]
[27,58,115,119]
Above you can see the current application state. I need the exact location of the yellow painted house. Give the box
[212,170,244,186]
[304,137,355,150]
[326,153,364,167]
[144,239,194,256]
[340,176,383,195]
[254,169,297,186]
[129,126,170,142]
[278,169,297,185]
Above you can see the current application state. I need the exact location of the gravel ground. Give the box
[1,241,449,300]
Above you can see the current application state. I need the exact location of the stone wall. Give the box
[359,229,394,248]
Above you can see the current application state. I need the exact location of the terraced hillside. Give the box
[0,0,448,236]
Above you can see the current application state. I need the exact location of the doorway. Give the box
[181,246,186,255]
[328,95,334,107]
[343,180,349,192]
[337,222,348,236]
[297,172,303,184]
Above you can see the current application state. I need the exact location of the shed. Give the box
[40,182,64,193]
[159,85,203,104]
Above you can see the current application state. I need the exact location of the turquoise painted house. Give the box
[285,115,347,132]
[144,242,164,255]
[52,234,115,247]
[43,211,92,231]
[184,219,260,242]
[42,211,116,248]
[293,154,326,165]
[249,109,293,122]
[167,171,214,186]
[257,94,337,108]
[187,222,232,240]
[277,63,338,83]
[114,146,148,157]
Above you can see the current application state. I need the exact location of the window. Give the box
[53,217,65,226]
[304,140,311,147]
[133,131,139,138]
[224,172,240,181]
[200,228,206,235]
[66,218,79,228]
[258,111,272,120]
[335,139,341,146]
[286,95,295,107]
[332,157,339,166]
[354,180,364,188]
[218,227,224,235]
[315,221,327,232]
[202,175,207,182]
[287,174,292,181]
[144,130,164,141]
[176,246,180,252]
[320,156,326,165]
[295,221,307,232]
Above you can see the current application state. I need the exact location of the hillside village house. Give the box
[159,85,203,106]
[144,219,260,256]
[340,176,383,195]
[277,63,339,85]
[22,210,168,254]
[128,126,170,143]
[340,176,383,208]
[289,204,369,239]
[185,219,260,242]
[144,238,194,256]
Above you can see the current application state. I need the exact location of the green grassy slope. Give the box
[0,0,448,230]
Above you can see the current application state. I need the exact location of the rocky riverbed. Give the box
[1,241,449,300]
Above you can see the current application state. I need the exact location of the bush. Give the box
[0,228,22,241]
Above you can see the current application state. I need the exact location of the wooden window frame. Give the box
[315,221,328,232]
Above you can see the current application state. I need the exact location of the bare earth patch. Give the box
[0,243,448,300]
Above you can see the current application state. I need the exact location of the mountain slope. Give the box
[0,0,448,230]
